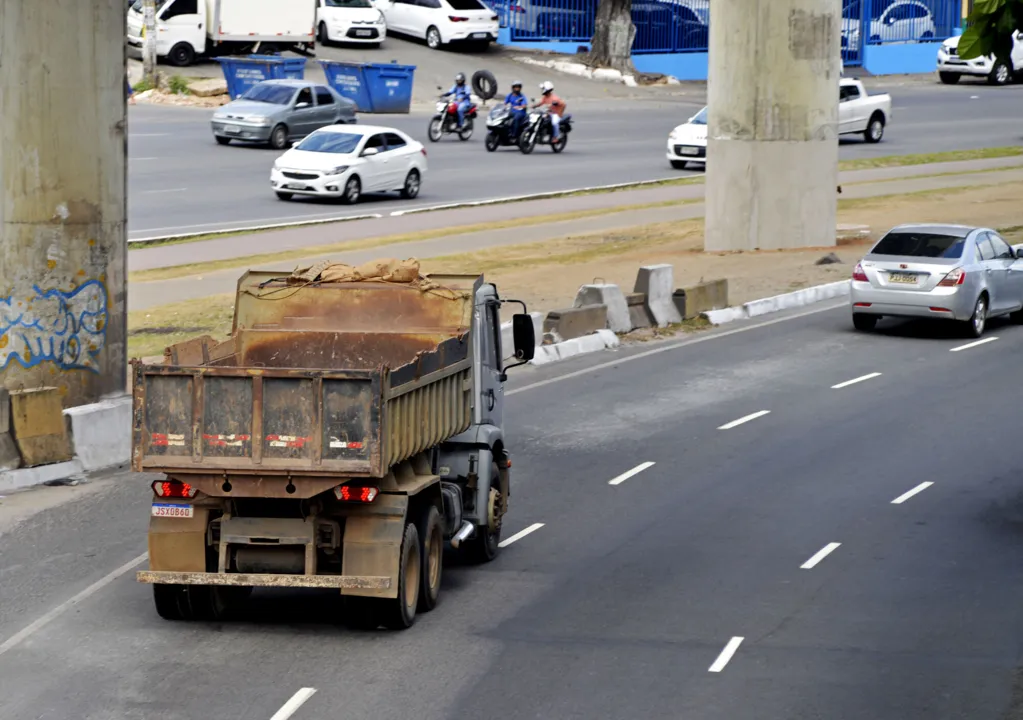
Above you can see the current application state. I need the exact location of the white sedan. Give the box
[270,125,427,204]
[316,0,387,46]
[380,0,499,50]
[666,106,707,170]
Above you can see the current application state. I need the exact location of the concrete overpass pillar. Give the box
[0,0,128,407]
[704,0,841,252]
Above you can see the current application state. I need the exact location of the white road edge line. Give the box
[950,336,999,352]
[800,542,842,569]
[0,551,148,658]
[831,372,882,389]
[891,481,934,505]
[708,636,744,673]
[270,688,317,720]
[718,410,771,430]
[608,461,656,486]
[140,188,188,195]
[498,522,545,548]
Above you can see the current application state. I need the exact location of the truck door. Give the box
[157,0,205,58]
[477,291,504,428]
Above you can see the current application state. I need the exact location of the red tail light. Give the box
[938,267,966,286]
[449,15,469,21]
[334,485,379,503]
[153,480,197,498]
[852,263,868,282]
[420,147,427,157]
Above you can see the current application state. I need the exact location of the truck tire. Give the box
[153,583,247,621]
[939,71,960,84]
[989,61,1011,85]
[168,42,196,67]
[466,465,502,563]
[380,522,421,629]
[863,113,884,143]
[153,584,187,620]
[471,70,498,101]
[418,504,444,612]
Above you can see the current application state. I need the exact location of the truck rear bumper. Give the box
[137,570,391,590]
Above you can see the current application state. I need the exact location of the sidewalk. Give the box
[129,158,1023,312]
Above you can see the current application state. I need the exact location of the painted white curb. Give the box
[703,281,851,325]
[0,460,84,495]
[513,56,651,86]
[529,329,620,366]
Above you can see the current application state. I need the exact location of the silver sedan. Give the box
[210,79,358,150]
[850,223,1023,337]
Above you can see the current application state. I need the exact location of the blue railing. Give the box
[504,0,957,60]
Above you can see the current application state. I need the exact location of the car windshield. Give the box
[689,107,707,125]
[870,231,966,259]
[447,0,487,9]
[324,0,373,6]
[240,84,295,105]
[296,132,363,154]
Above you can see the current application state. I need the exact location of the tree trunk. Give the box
[589,0,635,73]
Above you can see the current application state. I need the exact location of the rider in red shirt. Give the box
[533,81,566,141]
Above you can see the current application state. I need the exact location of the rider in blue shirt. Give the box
[443,73,473,129]
[504,80,527,137]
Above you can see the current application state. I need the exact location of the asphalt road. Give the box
[5,303,1023,718]
[127,81,1023,240]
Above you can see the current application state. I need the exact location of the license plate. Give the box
[888,272,917,284]
[355,29,372,36]
[225,124,241,134]
[151,503,194,518]
[472,32,489,38]
[680,147,701,156]
[285,183,306,190]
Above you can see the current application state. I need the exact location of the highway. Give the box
[127,81,1023,240]
[4,303,1023,718]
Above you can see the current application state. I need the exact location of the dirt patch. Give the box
[128,293,235,358]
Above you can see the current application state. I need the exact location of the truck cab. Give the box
[127,0,207,67]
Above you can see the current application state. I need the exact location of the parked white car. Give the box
[271,125,427,204]
[665,106,707,170]
[842,0,936,50]
[380,0,499,49]
[316,0,387,46]
[838,78,892,143]
[937,31,1023,85]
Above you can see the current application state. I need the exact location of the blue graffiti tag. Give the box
[0,280,108,373]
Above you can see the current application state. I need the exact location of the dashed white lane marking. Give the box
[499,523,545,548]
[0,552,148,658]
[270,688,317,720]
[891,481,934,505]
[718,410,771,430]
[608,461,656,486]
[801,542,841,569]
[708,636,744,673]
[831,372,882,389]
[950,337,998,352]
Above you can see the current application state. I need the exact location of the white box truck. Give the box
[127,0,317,67]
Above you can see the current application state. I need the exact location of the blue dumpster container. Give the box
[319,61,416,114]
[216,55,308,100]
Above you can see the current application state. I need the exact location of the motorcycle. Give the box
[483,104,524,152]
[518,108,572,154]
[427,94,477,142]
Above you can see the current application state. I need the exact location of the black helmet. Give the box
[455,73,466,84]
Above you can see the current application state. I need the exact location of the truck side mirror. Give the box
[511,314,535,362]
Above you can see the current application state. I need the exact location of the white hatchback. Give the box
[316,0,387,46]
[271,125,427,204]
[666,106,707,169]
[381,0,499,50]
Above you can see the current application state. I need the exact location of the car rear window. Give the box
[447,0,487,10]
[870,231,966,259]
[296,132,362,154]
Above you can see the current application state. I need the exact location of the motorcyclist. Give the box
[442,73,473,130]
[533,80,566,142]
[504,80,528,138]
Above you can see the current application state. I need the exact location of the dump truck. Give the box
[132,260,536,629]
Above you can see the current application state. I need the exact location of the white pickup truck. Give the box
[838,78,892,144]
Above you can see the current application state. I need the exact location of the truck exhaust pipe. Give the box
[449,521,474,549]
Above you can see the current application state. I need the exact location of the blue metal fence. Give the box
[504,0,958,60]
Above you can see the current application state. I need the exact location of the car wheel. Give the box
[426,26,442,49]
[342,175,362,204]
[863,113,884,143]
[401,169,421,199]
[168,42,195,67]
[275,191,293,201]
[938,71,961,85]
[215,136,231,146]
[670,160,688,170]
[269,124,289,150]
[965,294,987,338]
[989,61,1011,85]
[852,314,877,331]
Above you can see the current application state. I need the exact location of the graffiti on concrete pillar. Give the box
[0,280,108,373]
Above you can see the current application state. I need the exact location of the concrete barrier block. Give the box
[0,389,20,471]
[574,284,631,333]
[626,293,654,330]
[634,264,683,327]
[543,304,608,341]
[63,396,132,473]
[10,387,73,468]
[682,279,729,319]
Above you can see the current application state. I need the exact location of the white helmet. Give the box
[540,80,554,94]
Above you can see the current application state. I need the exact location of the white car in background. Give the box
[842,0,936,50]
[381,0,499,49]
[271,125,427,204]
[937,31,1023,85]
[665,105,707,170]
[316,0,387,46]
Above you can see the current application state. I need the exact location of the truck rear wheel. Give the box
[153,583,248,621]
[418,504,443,612]
[380,521,421,629]
[153,584,188,620]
